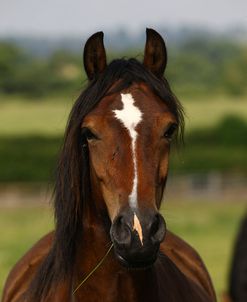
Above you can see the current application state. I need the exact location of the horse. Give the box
[2,29,216,302]
[222,214,247,302]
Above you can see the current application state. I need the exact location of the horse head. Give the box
[50,29,184,279]
[77,29,183,268]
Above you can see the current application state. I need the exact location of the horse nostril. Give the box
[150,214,160,236]
[111,215,132,248]
[150,214,166,244]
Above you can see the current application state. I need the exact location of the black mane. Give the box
[28,58,184,300]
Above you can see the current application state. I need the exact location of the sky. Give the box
[0,0,247,37]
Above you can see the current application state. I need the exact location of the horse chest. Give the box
[73,269,160,302]
[72,256,209,302]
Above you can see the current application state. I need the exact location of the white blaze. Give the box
[133,213,143,245]
[113,93,142,208]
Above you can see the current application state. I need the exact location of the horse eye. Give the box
[163,124,177,141]
[82,128,98,141]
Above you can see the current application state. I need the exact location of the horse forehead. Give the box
[115,85,167,113]
[84,84,171,125]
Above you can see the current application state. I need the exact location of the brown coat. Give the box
[2,231,216,302]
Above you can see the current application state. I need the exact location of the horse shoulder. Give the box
[160,230,217,302]
[2,232,54,302]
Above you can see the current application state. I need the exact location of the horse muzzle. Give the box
[110,208,166,269]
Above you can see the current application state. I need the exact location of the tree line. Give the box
[0,37,247,98]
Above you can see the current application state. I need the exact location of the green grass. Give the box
[0,95,246,137]
[0,206,53,296]
[0,97,72,137]
[182,95,247,130]
[0,201,245,299]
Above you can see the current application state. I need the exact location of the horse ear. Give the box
[143,28,167,77]
[83,31,107,80]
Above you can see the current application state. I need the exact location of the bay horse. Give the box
[2,29,216,302]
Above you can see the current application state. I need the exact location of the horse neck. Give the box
[73,249,160,302]
[72,247,194,302]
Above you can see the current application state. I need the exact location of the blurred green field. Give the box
[0,95,247,136]
[0,201,245,299]
[0,95,246,181]
[0,96,72,137]
[0,205,53,297]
